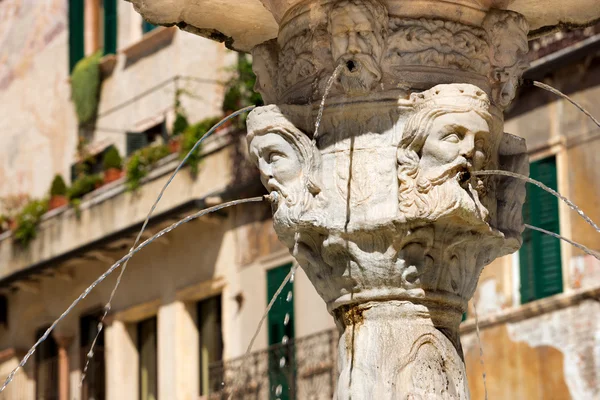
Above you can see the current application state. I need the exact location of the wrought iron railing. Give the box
[208,329,338,400]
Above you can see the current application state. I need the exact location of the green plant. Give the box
[172,112,190,137]
[71,51,103,125]
[13,199,49,247]
[180,117,221,175]
[222,53,263,116]
[103,146,123,171]
[67,174,103,200]
[125,144,171,191]
[49,175,68,197]
[172,88,190,137]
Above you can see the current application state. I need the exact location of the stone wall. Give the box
[0,0,76,198]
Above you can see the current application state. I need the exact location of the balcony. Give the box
[0,133,238,287]
[207,329,338,400]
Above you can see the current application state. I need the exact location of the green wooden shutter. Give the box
[126,132,148,156]
[68,0,85,72]
[267,264,295,400]
[104,0,118,55]
[142,20,157,34]
[519,156,563,303]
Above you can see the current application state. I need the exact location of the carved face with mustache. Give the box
[328,0,387,94]
[397,85,496,224]
[247,106,322,232]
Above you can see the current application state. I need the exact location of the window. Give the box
[68,0,117,72]
[35,327,59,400]
[68,0,85,72]
[0,296,8,327]
[142,20,157,34]
[198,296,223,396]
[81,312,105,400]
[138,317,158,400]
[126,122,168,156]
[103,0,118,55]
[519,156,563,303]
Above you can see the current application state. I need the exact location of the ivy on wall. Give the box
[71,51,103,125]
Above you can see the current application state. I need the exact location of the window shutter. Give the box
[103,0,118,55]
[126,132,148,156]
[142,20,156,34]
[519,156,563,303]
[68,0,85,72]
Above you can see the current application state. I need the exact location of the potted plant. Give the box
[168,110,189,154]
[0,194,30,231]
[103,146,124,184]
[13,199,49,247]
[48,174,69,210]
[68,174,104,201]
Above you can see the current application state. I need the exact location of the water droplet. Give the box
[276,385,283,396]
[279,357,286,368]
[281,335,289,345]
[286,291,293,302]
[87,350,94,358]
[290,272,295,283]
[284,313,290,326]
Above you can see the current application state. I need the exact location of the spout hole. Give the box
[346,60,357,73]
[459,170,471,184]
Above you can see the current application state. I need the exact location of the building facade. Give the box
[0,1,598,399]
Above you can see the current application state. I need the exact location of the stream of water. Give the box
[531,80,600,129]
[472,170,600,234]
[314,63,343,142]
[472,304,488,400]
[79,105,257,385]
[0,196,267,393]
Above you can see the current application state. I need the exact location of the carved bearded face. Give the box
[398,108,493,223]
[419,111,490,182]
[328,0,386,94]
[249,133,304,203]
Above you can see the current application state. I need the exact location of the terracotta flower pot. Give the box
[48,195,68,211]
[9,219,18,232]
[104,168,124,184]
[169,137,182,154]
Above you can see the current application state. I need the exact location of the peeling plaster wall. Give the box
[0,0,77,198]
[462,300,600,400]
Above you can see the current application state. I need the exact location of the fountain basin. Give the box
[127,0,600,51]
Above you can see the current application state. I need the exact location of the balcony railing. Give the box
[208,329,338,400]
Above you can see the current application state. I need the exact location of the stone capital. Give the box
[246,1,529,398]
[252,1,529,109]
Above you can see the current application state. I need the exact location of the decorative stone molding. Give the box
[247,82,527,397]
[247,1,530,398]
[252,0,530,109]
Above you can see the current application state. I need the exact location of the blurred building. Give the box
[0,1,598,400]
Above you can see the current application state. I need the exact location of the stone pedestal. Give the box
[335,301,467,399]
[245,1,530,398]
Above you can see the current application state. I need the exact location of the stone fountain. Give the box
[130,0,600,398]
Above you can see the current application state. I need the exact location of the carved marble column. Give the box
[247,1,529,398]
